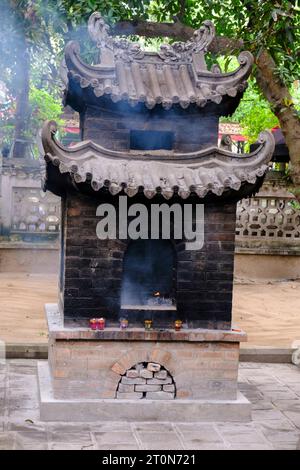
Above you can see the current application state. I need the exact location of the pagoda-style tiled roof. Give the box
[63,12,254,110]
[42,121,275,200]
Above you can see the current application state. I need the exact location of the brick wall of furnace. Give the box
[61,192,236,329]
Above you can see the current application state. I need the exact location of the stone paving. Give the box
[0,359,299,450]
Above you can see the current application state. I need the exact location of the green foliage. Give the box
[29,85,64,137]
[221,81,279,143]
[290,199,300,210]
[221,78,300,143]
[45,1,300,86]
[28,85,64,157]
[0,84,63,151]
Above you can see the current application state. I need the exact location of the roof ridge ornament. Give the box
[158,20,215,63]
[88,12,145,63]
[88,12,112,47]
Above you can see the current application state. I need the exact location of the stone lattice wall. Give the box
[116,362,175,400]
[236,181,300,254]
[11,187,60,234]
[0,159,60,238]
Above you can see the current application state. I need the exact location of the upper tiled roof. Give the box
[63,12,254,110]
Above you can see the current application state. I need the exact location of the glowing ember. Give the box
[147,292,174,306]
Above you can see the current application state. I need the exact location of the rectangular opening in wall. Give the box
[130,130,174,150]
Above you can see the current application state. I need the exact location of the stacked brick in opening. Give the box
[116,362,175,400]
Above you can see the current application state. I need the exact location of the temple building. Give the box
[39,12,274,421]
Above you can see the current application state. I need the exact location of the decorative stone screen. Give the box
[236,180,300,255]
[236,194,300,240]
[11,187,60,234]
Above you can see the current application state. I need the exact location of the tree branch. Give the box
[111,19,193,41]
[111,19,243,55]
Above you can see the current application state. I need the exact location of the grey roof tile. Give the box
[63,13,253,110]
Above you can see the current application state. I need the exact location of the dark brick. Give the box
[64,288,79,297]
[206,242,221,252]
[64,278,92,289]
[85,118,117,130]
[66,257,82,268]
[207,253,233,262]
[219,262,234,271]
[205,262,218,271]
[67,207,81,217]
[220,241,235,251]
[207,232,235,242]
[191,272,206,281]
[205,292,232,301]
[65,268,79,278]
[66,247,81,257]
[206,272,234,281]
[206,281,233,291]
[177,270,193,281]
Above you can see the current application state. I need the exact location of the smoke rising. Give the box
[121,239,176,306]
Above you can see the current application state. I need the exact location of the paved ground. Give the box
[0,360,299,450]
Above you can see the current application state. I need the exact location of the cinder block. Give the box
[116,392,143,399]
[147,362,161,372]
[126,369,139,378]
[118,383,135,393]
[121,377,146,385]
[140,369,153,379]
[154,370,167,380]
[145,391,174,400]
[147,377,172,385]
[163,384,175,392]
[135,384,162,392]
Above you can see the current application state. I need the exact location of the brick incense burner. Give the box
[38,12,274,421]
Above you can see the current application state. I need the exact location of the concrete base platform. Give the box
[38,361,252,422]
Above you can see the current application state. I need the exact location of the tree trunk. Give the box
[11,40,30,158]
[255,50,300,194]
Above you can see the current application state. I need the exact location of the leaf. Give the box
[282,97,294,107]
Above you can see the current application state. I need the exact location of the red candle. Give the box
[97,318,105,330]
[89,318,97,330]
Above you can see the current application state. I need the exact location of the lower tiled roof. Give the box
[43,121,275,199]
